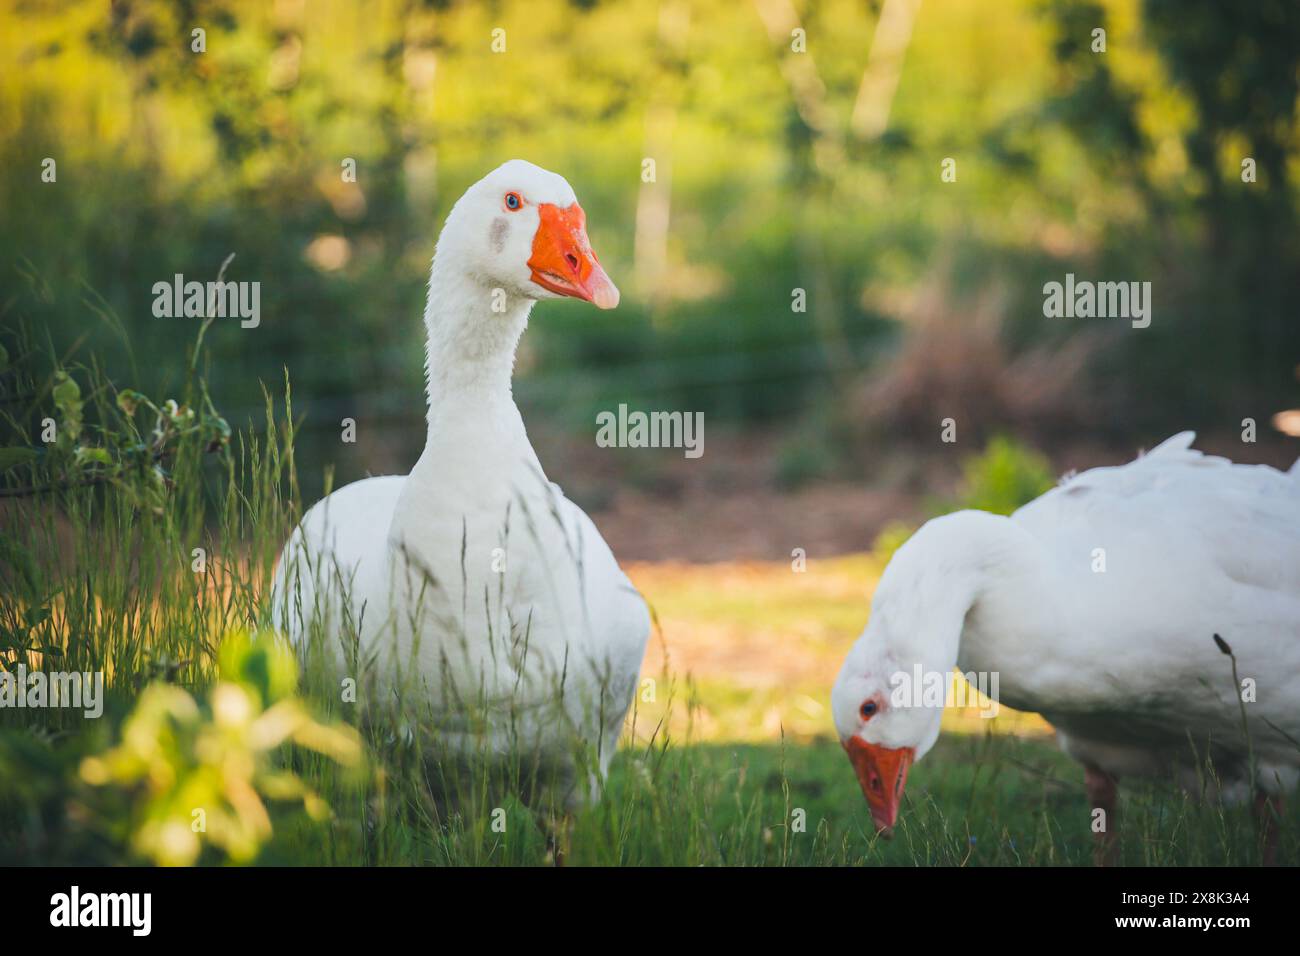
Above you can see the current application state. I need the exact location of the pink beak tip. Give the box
[592,279,620,310]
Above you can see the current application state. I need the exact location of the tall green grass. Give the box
[0,319,1292,866]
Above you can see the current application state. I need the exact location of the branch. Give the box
[0,475,107,498]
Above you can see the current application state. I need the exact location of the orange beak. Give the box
[844,737,914,836]
[527,202,620,309]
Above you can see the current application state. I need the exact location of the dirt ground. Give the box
[535,426,932,562]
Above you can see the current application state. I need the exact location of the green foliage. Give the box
[871,436,1057,564]
[0,447,37,473]
[0,330,231,509]
[871,519,919,569]
[955,435,1057,516]
[774,434,840,490]
[77,630,362,867]
[1039,0,1300,425]
[5,0,1295,492]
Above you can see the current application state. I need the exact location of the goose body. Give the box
[964,433,1300,796]
[271,161,649,809]
[833,433,1300,836]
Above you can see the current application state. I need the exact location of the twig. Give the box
[0,475,106,498]
[1214,633,1258,796]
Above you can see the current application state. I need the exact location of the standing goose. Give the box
[272,161,650,821]
[832,433,1300,861]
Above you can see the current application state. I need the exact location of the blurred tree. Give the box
[2,0,1296,487]
[1040,0,1300,425]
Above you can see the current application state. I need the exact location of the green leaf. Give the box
[74,447,113,467]
[52,370,81,406]
[0,447,38,473]
[0,632,28,652]
[116,388,147,415]
[23,605,50,628]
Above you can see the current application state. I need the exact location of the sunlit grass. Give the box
[628,556,1054,743]
[0,353,1289,866]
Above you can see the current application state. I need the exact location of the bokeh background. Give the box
[2,0,1299,866]
[2,0,1300,868]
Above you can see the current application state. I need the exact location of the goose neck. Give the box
[885,510,1056,673]
[420,260,534,442]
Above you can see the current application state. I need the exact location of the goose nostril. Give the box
[565,252,580,273]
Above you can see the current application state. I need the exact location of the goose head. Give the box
[830,516,1000,835]
[832,511,1040,835]
[831,630,935,836]
[436,159,619,310]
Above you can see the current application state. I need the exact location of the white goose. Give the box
[832,433,1300,860]
[271,161,650,816]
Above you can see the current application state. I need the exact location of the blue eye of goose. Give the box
[505,192,521,210]
[860,701,877,719]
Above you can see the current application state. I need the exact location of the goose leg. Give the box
[1253,793,1283,867]
[1084,764,1120,866]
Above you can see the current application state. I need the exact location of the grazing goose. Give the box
[271,161,650,830]
[832,433,1300,862]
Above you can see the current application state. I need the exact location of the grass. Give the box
[260,731,1290,866]
[0,341,1293,867]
